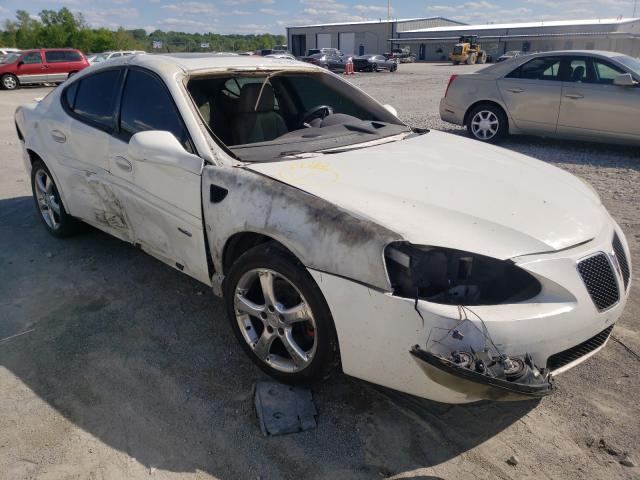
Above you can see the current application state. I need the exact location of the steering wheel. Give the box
[298,105,335,128]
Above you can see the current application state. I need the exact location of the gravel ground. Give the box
[0,63,638,480]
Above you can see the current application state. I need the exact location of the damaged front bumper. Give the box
[410,347,554,401]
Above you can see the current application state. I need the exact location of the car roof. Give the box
[76,52,320,84]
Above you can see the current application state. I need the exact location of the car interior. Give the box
[187,71,410,161]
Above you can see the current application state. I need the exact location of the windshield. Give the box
[187,71,411,162]
[1,53,20,64]
[614,55,640,76]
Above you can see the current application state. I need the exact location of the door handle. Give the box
[507,88,524,93]
[564,93,584,99]
[113,156,132,172]
[50,130,66,143]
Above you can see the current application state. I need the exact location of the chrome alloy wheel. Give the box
[2,75,17,90]
[234,268,317,373]
[34,168,61,230]
[470,110,499,140]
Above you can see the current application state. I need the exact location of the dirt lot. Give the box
[0,63,638,480]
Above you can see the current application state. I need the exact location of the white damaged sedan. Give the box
[15,54,632,403]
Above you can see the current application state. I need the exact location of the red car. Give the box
[0,48,89,90]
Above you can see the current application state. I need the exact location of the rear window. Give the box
[506,57,563,81]
[65,51,82,62]
[71,69,122,130]
[45,51,67,63]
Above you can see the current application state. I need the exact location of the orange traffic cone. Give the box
[344,57,354,75]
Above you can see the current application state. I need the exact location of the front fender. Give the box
[202,165,401,291]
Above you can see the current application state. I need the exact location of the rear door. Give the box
[43,50,69,82]
[557,56,640,142]
[15,51,47,84]
[108,68,210,284]
[497,56,564,135]
[56,68,133,240]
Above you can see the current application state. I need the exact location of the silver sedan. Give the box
[440,50,640,145]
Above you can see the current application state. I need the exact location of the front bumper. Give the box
[309,221,630,404]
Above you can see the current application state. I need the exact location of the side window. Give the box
[45,51,67,63]
[506,57,562,81]
[72,69,122,130]
[590,59,625,85]
[22,52,42,64]
[65,51,82,62]
[64,81,79,110]
[567,58,587,83]
[119,69,192,151]
[111,53,122,58]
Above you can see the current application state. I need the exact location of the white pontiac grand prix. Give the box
[15,54,632,403]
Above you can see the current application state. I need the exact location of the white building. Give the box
[393,18,640,61]
[286,17,464,57]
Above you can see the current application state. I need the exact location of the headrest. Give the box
[238,83,275,113]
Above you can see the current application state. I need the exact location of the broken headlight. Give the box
[385,242,541,305]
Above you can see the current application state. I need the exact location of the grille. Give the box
[612,233,630,290]
[577,253,619,311]
[547,326,613,371]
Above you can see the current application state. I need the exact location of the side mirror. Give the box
[613,73,637,87]
[17,61,24,67]
[383,104,398,117]
[128,130,203,175]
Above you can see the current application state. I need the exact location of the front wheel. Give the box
[224,242,339,384]
[371,63,378,72]
[1,73,18,90]
[31,160,81,237]
[466,104,508,143]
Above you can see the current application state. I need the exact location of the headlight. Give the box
[385,242,541,305]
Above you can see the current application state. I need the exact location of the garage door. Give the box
[317,33,331,49]
[339,32,355,55]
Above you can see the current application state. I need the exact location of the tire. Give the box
[1,73,18,90]
[466,103,508,143]
[477,53,487,64]
[371,63,378,72]
[224,242,339,384]
[466,54,476,65]
[390,64,397,72]
[30,160,81,238]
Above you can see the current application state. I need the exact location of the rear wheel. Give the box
[30,160,81,237]
[466,104,507,143]
[224,242,339,384]
[371,63,378,72]
[1,73,18,90]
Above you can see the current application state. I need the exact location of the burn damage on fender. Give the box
[411,310,554,401]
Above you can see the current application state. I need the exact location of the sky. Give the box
[0,0,637,35]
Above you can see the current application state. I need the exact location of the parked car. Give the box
[15,54,631,403]
[266,53,296,61]
[496,50,523,62]
[89,51,146,64]
[0,49,89,90]
[302,53,345,72]
[440,50,640,145]
[306,48,343,57]
[352,54,397,72]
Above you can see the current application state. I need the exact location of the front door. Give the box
[497,56,564,135]
[108,67,210,284]
[16,51,47,84]
[557,56,640,142]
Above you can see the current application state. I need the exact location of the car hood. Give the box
[246,130,607,260]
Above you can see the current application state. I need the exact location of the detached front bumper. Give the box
[308,222,630,404]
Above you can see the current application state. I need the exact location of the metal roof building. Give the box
[286,17,464,57]
[392,18,640,61]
